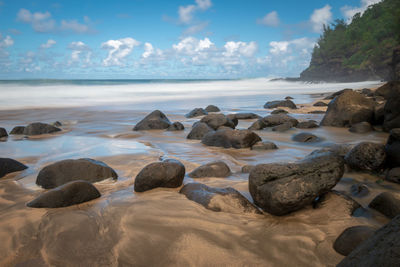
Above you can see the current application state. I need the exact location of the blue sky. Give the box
[0,0,383,79]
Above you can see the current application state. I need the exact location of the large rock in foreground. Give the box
[180,183,261,214]
[23,122,61,135]
[0,158,28,178]
[320,91,375,127]
[188,161,231,178]
[344,142,386,172]
[27,180,101,208]
[249,152,345,215]
[187,122,214,140]
[333,225,376,256]
[134,159,185,192]
[202,129,261,149]
[337,215,400,267]
[36,158,118,189]
[133,110,171,131]
[385,129,400,168]
[264,100,297,109]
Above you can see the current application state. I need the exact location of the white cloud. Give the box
[257,11,280,27]
[40,39,56,49]
[60,20,90,33]
[179,5,196,24]
[195,0,212,10]
[68,41,91,66]
[101,37,140,66]
[17,8,55,32]
[0,34,14,67]
[0,34,14,48]
[142,42,163,59]
[223,41,258,57]
[173,37,214,55]
[310,5,332,33]
[269,38,315,55]
[341,0,383,21]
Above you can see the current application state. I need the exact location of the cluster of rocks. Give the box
[0,122,63,140]
[133,110,184,131]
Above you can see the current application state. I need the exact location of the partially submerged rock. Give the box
[313,101,328,107]
[27,180,101,208]
[187,122,214,140]
[251,141,278,150]
[188,161,231,178]
[296,120,319,129]
[0,158,28,178]
[227,113,261,120]
[185,108,208,118]
[386,168,400,184]
[200,114,235,130]
[369,192,400,219]
[264,100,297,109]
[344,142,386,172]
[249,114,298,130]
[292,132,321,143]
[202,129,261,149]
[0,127,7,138]
[333,225,376,256]
[36,158,118,189]
[385,128,400,168]
[272,122,293,132]
[10,126,26,135]
[180,183,261,214]
[350,183,370,197]
[133,110,171,131]
[23,122,61,135]
[271,109,288,114]
[249,152,345,215]
[349,122,373,133]
[167,122,184,131]
[205,105,220,112]
[134,159,185,192]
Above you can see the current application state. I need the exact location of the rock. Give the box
[251,141,278,150]
[344,142,386,171]
[134,159,185,192]
[285,96,293,100]
[333,226,376,256]
[0,127,7,138]
[53,121,62,127]
[187,122,214,140]
[248,119,266,130]
[249,114,298,130]
[374,103,385,125]
[369,192,400,219]
[324,88,353,100]
[374,81,400,100]
[225,115,239,127]
[241,165,254,173]
[349,122,373,133]
[205,105,220,112]
[271,109,288,114]
[386,168,400,184]
[337,215,400,267]
[167,122,184,131]
[10,126,25,135]
[200,114,235,130]
[264,100,297,109]
[296,120,319,129]
[360,88,374,96]
[308,110,325,114]
[185,108,208,118]
[320,91,375,127]
[313,101,328,107]
[249,152,345,215]
[313,190,361,215]
[202,129,261,149]
[133,110,171,131]
[382,84,400,131]
[188,161,231,178]
[0,158,28,178]
[385,129,400,168]
[27,180,101,208]
[292,132,321,143]
[272,122,293,132]
[180,183,261,214]
[227,113,261,120]
[309,144,354,159]
[36,158,118,189]
[23,122,61,135]
[350,183,370,197]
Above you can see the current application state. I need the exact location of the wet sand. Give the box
[0,90,396,266]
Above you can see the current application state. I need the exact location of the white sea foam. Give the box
[0,78,382,110]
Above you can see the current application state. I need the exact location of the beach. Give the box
[0,78,396,266]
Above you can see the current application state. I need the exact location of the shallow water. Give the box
[0,79,396,266]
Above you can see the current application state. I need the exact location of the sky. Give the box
[0,0,383,79]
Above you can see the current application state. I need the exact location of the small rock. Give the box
[23,122,61,135]
[360,88,373,96]
[27,180,101,208]
[188,161,231,178]
[133,110,171,131]
[180,183,261,214]
[349,122,373,133]
[200,114,235,130]
[0,158,28,178]
[285,96,293,100]
[53,121,62,127]
[333,225,376,256]
[344,142,386,171]
[167,122,184,131]
[251,141,278,150]
[205,105,220,112]
[350,183,370,197]
[313,101,328,107]
[272,122,293,132]
[292,132,321,143]
[296,120,319,129]
[185,108,208,118]
[369,192,400,218]
[0,127,8,138]
[386,168,400,184]
[202,129,261,149]
[241,165,254,173]
[187,122,214,140]
[10,126,25,135]
[271,109,288,114]
[264,100,297,109]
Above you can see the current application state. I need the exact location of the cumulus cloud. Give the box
[223,41,258,58]
[101,37,140,66]
[195,0,212,10]
[68,41,92,66]
[40,39,56,49]
[341,0,383,21]
[310,5,332,33]
[61,20,90,33]
[0,34,14,48]
[0,34,14,67]
[178,0,212,24]
[142,42,163,59]
[257,11,280,27]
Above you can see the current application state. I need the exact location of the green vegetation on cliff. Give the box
[301,0,400,82]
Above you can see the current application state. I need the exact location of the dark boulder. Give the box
[271,109,288,114]
[202,129,261,149]
[200,114,235,130]
[251,141,278,150]
[313,101,328,107]
[374,103,385,125]
[185,108,208,118]
[337,215,400,267]
[27,180,101,208]
[333,225,376,256]
[205,105,220,112]
[23,122,61,135]
[188,161,231,178]
[248,119,266,130]
[53,121,62,127]
[133,110,171,131]
[36,158,118,189]
[272,122,293,132]
[385,128,400,168]
[344,142,386,171]
[369,192,400,219]
[264,100,297,109]
[0,158,28,178]
[349,122,373,133]
[386,167,400,184]
[324,88,353,100]
[292,132,321,143]
[187,122,214,140]
[227,113,261,121]
[382,84,400,131]
[180,183,261,214]
[249,152,345,215]
[296,120,319,129]
[285,96,293,100]
[0,127,7,138]
[134,159,185,192]
[320,91,375,127]
[167,122,184,131]
[360,88,374,96]
[10,126,25,135]
[249,114,298,130]
[374,81,400,100]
